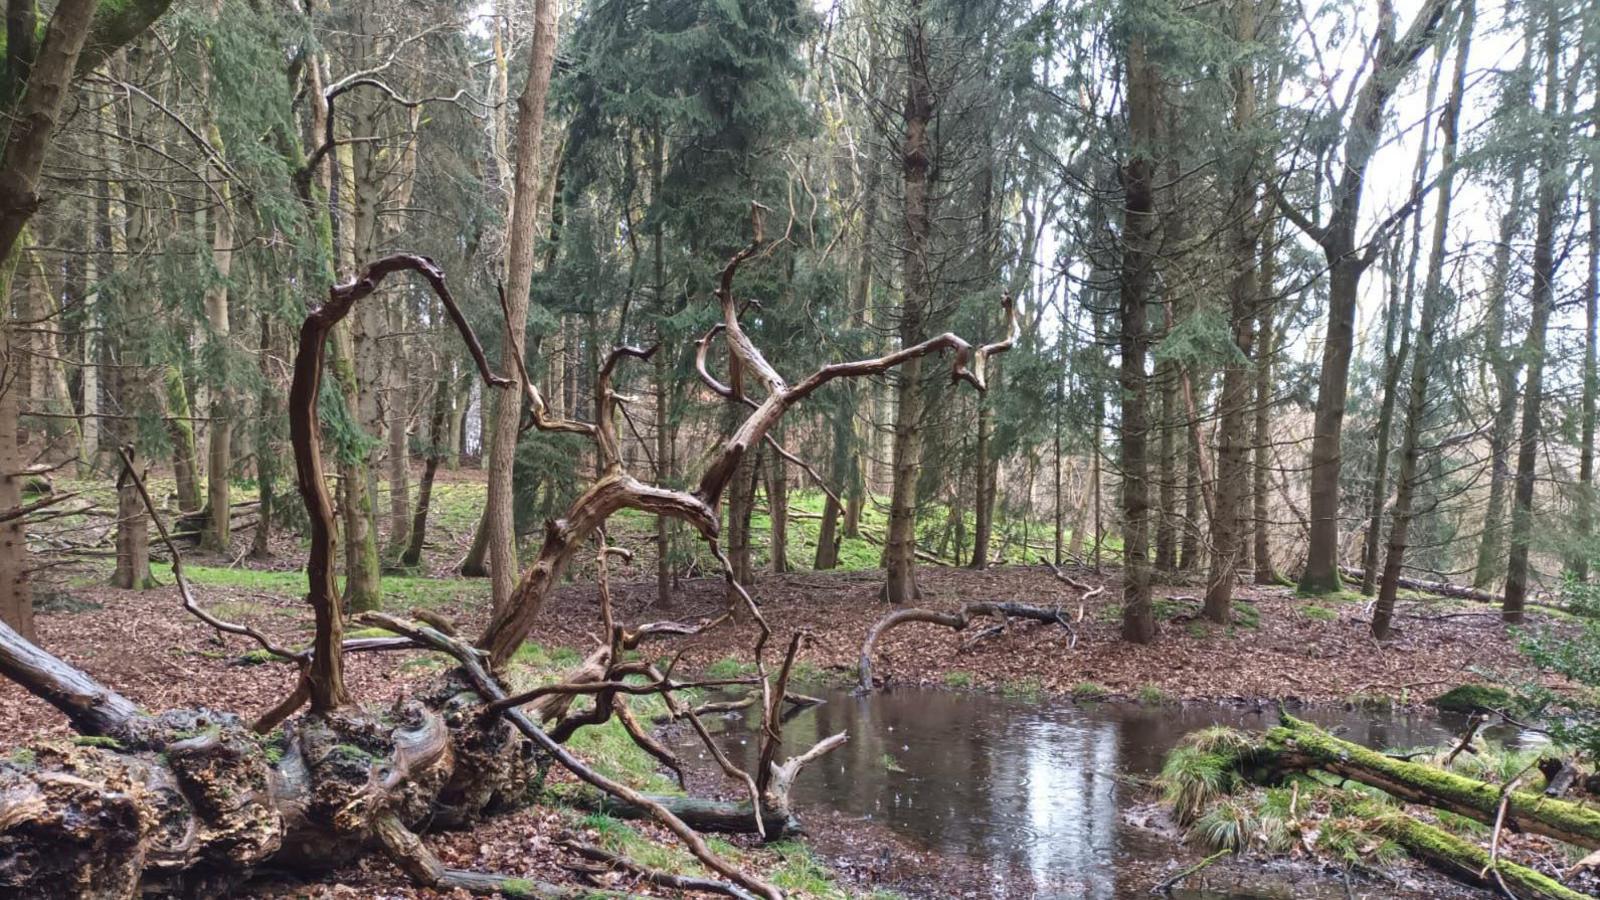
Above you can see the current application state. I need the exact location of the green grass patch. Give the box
[704,655,755,680]
[942,670,975,689]
[1071,681,1111,701]
[1000,677,1044,701]
[1301,604,1338,621]
[1137,683,1172,705]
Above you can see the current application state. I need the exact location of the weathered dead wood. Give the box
[1337,566,1501,604]
[291,253,509,712]
[364,613,785,900]
[858,601,1076,691]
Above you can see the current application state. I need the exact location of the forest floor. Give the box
[4,468,1574,897]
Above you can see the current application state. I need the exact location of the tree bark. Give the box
[1203,0,1259,624]
[1252,220,1280,585]
[1471,168,1528,589]
[882,4,933,605]
[487,0,559,615]
[1504,8,1567,624]
[1569,76,1599,583]
[199,0,234,554]
[1119,33,1159,644]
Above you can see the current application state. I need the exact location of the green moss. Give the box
[7,748,36,767]
[1269,715,1600,844]
[70,735,124,750]
[498,878,538,898]
[344,626,396,639]
[1430,684,1514,713]
[881,753,905,773]
[1301,604,1337,621]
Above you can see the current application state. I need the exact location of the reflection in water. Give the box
[677,687,1532,898]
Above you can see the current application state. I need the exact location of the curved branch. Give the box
[857,601,1075,692]
[290,254,509,712]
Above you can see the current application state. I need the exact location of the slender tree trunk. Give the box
[0,298,35,638]
[250,314,278,560]
[1472,171,1527,588]
[486,0,559,616]
[400,371,450,570]
[1504,10,1566,624]
[1569,101,1599,581]
[199,1,234,554]
[1374,0,1472,639]
[1119,34,1159,643]
[166,368,203,514]
[769,434,789,574]
[1253,223,1281,584]
[883,7,933,605]
[652,131,673,608]
[1360,242,1414,594]
[1203,0,1259,624]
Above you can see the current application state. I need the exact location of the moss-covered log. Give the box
[1268,715,1600,849]
[1364,804,1592,900]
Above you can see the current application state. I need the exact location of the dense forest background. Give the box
[3,0,1600,897]
[4,0,1597,639]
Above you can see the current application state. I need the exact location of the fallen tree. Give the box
[1337,566,1501,604]
[0,208,1014,898]
[1168,715,1600,900]
[1266,715,1600,849]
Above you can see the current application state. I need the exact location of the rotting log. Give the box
[1267,715,1600,849]
[1363,804,1593,900]
[858,601,1078,691]
[1337,566,1500,604]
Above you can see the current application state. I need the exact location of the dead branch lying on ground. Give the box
[858,599,1085,691]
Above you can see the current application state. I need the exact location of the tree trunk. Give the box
[1203,0,1258,624]
[1471,168,1527,589]
[199,5,234,555]
[768,431,788,574]
[882,5,933,606]
[487,0,559,616]
[1372,0,1471,640]
[1569,81,1599,583]
[400,371,451,571]
[1267,715,1600,849]
[1361,49,1441,596]
[0,304,35,639]
[1504,9,1566,624]
[1359,241,1413,596]
[250,314,278,561]
[165,367,204,515]
[1119,33,1159,644]
[1295,0,1450,595]
[1252,224,1280,585]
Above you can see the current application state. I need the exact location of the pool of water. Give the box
[674,686,1534,898]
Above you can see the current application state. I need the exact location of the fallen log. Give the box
[1365,804,1592,900]
[858,601,1074,691]
[1336,566,1499,604]
[1267,715,1600,849]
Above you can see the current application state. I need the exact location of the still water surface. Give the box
[679,687,1529,898]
